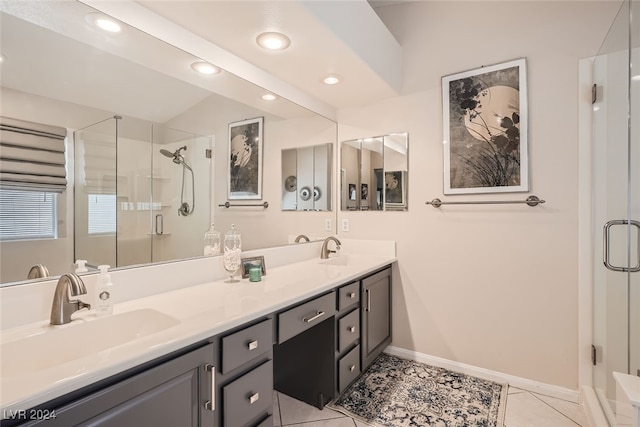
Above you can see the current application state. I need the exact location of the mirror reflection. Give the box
[0,1,336,286]
[341,133,409,212]
[74,116,212,269]
[281,143,332,211]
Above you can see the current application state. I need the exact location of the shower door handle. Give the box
[603,219,640,272]
[155,214,164,235]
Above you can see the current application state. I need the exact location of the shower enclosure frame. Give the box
[74,115,211,269]
[579,0,639,424]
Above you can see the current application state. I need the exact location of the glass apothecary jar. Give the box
[223,224,242,282]
[204,224,221,256]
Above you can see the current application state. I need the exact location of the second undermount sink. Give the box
[319,255,350,266]
[1,309,180,377]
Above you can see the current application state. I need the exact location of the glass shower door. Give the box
[592,0,639,421]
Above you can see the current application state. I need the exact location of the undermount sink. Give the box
[319,255,350,266]
[1,309,179,376]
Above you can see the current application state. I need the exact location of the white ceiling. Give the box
[136,0,403,111]
[1,0,406,124]
[1,0,321,124]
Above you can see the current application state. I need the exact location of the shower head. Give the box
[159,148,175,159]
[159,146,188,165]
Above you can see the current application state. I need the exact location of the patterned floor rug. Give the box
[329,353,508,427]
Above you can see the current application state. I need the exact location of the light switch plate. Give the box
[324,218,332,231]
[341,219,349,232]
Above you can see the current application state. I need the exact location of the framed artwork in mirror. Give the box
[348,183,357,201]
[442,58,528,194]
[361,183,368,200]
[385,171,406,209]
[228,117,263,200]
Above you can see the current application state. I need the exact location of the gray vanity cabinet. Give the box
[361,267,392,371]
[12,343,216,427]
[217,317,274,427]
[9,265,393,427]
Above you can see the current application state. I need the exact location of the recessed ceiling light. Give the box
[256,32,291,50]
[262,93,277,101]
[0,53,6,64]
[191,61,221,75]
[632,74,640,81]
[322,74,343,85]
[85,13,122,33]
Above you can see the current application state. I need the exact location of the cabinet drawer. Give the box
[278,292,336,343]
[337,309,360,352]
[337,281,360,311]
[338,345,361,392]
[223,360,273,427]
[222,318,273,374]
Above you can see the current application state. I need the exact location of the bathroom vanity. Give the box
[0,240,395,427]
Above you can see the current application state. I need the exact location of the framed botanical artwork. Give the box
[385,171,406,208]
[361,183,368,200]
[228,117,263,200]
[241,255,266,279]
[442,58,528,194]
[348,183,357,201]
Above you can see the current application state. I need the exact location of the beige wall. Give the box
[336,1,621,390]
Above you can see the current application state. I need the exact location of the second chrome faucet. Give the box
[320,236,342,259]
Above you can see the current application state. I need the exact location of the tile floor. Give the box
[272,386,590,427]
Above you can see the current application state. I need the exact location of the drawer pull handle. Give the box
[347,292,356,299]
[349,365,356,372]
[348,326,356,333]
[303,310,325,323]
[248,340,258,351]
[205,364,215,411]
[249,392,260,404]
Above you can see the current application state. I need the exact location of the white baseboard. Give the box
[581,386,611,427]
[384,346,580,404]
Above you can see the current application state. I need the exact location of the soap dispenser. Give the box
[95,265,114,316]
[204,224,221,256]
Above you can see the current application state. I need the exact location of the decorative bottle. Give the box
[204,224,221,256]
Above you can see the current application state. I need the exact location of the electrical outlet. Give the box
[341,218,349,232]
[324,218,332,231]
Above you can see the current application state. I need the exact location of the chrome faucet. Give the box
[320,236,342,259]
[27,264,49,279]
[294,234,310,243]
[50,273,91,325]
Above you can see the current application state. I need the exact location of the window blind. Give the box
[0,189,56,240]
[0,116,68,192]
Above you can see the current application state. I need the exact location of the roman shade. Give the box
[0,116,68,192]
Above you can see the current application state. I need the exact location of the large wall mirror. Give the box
[0,1,337,285]
[341,133,409,212]
[281,144,332,211]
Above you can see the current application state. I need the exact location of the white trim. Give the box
[582,386,611,427]
[385,346,579,403]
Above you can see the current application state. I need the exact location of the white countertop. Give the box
[614,371,640,408]
[1,251,395,415]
